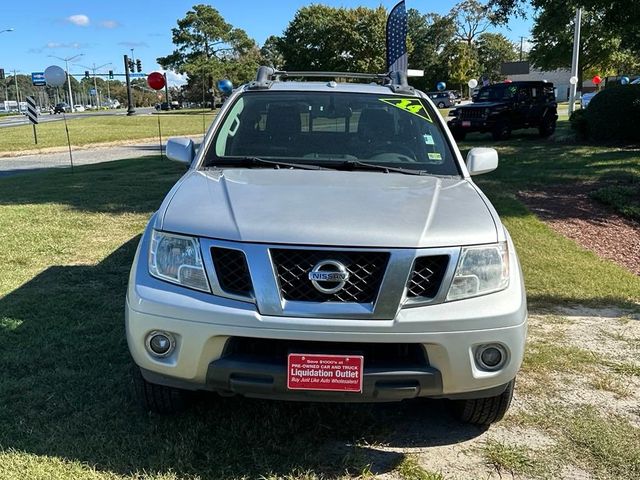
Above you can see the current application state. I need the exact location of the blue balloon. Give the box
[217,79,233,94]
[620,76,630,85]
[436,81,446,91]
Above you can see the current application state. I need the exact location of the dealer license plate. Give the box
[287,353,364,392]
[462,120,471,127]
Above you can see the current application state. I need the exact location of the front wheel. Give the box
[492,121,512,141]
[450,379,515,425]
[538,117,556,137]
[133,368,188,414]
[437,101,446,108]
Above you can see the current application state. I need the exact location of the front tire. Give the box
[451,379,515,425]
[133,368,188,414]
[538,117,556,137]
[492,120,512,141]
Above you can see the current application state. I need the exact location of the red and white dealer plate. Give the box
[287,353,364,392]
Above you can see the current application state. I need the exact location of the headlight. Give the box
[447,242,509,301]
[148,230,210,292]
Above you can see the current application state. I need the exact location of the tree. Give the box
[446,41,480,92]
[476,33,518,81]
[488,0,640,53]
[528,0,640,82]
[277,5,387,73]
[261,35,284,69]
[407,9,457,90]
[157,4,261,104]
[452,0,494,46]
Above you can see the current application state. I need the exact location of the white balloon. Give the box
[569,76,579,85]
[468,79,478,89]
[45,65,66,87]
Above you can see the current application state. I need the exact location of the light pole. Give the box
[75,62,111,108]
[568,8,582,115]
[48,53,84,112]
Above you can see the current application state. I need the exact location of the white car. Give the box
[73,105,85,112]
[126,66,527,425]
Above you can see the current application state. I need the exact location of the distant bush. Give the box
[583,85,640,144]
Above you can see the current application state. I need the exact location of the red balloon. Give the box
[147,72,166,90]
[592,75,602,85]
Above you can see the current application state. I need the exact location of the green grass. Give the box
[396,456,446,480]
[456,123,640,308]
[480,440,537,476]
[591,184,640,221]
[0,113,216,153]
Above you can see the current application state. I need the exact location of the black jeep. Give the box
[447,81,558,141]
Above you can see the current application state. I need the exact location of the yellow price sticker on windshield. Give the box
[379,98,432,122]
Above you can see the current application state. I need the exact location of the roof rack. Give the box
[247,66,415,95]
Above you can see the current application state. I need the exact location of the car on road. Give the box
[448,81,558,140]
[126,66,528,425]
[73,105,85,112]
[426,91,456,108]
[52,103,69,114]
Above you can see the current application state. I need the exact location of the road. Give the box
[0,137,201,177]
[0,107,155,128]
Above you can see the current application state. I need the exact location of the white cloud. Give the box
[67,14,90,26]
[161,70,188,87]
[100,20,119,29]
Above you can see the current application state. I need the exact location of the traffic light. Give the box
[0,68,4,80]
[136,59,142,73]
[108,70,114,80]
[84,70,90,79]
[128,59,134,73]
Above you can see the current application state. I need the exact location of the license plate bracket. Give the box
[287,353,364,392]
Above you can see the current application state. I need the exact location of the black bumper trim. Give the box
[205,355,443,402]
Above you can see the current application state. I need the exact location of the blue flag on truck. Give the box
[386,1,408,74]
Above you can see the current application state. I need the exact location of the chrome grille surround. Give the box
[198,237,461,319]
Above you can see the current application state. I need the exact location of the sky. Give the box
[0,0,534,86]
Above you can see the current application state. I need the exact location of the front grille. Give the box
[406,255,449,299]
[270,249,389,303]
[224,337,428,368]
[460,108,485,120]
[211,247,253,296]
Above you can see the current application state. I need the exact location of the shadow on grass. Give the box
[0,237,486,479]
[0,156,185,214]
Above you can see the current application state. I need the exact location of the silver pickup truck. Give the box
[126,67,527,425]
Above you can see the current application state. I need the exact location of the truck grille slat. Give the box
[271,249,389,303]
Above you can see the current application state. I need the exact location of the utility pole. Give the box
[164,72,170,105]
[49,53,84,112]
[124,54,135,115]
[13,69,20,107]
[568,8,582,115]
[519,37,526,62]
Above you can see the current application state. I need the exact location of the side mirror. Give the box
[466,147,498,175]
[166,137,195,165]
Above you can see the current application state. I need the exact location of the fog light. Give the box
[475,344,507,371]
[145,331,175,358]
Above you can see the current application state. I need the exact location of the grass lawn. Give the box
[0,112,216,154]
[0,119,638,479]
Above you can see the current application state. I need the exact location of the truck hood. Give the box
[159,169,497,248]
[464,101,507,108]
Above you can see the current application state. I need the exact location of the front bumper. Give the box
[126,228,528,402]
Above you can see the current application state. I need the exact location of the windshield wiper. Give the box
[338,160,427,176]
[209,156,328,171]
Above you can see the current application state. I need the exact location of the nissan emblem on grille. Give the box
[308,260,350,294]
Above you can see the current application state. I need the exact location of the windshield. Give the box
[204,91,460,176]
[475,84,517,102]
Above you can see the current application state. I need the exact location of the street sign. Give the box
[129,73,145,78]
[32,72,46,86]
[26,96,38,145]
[31,72,46,86]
